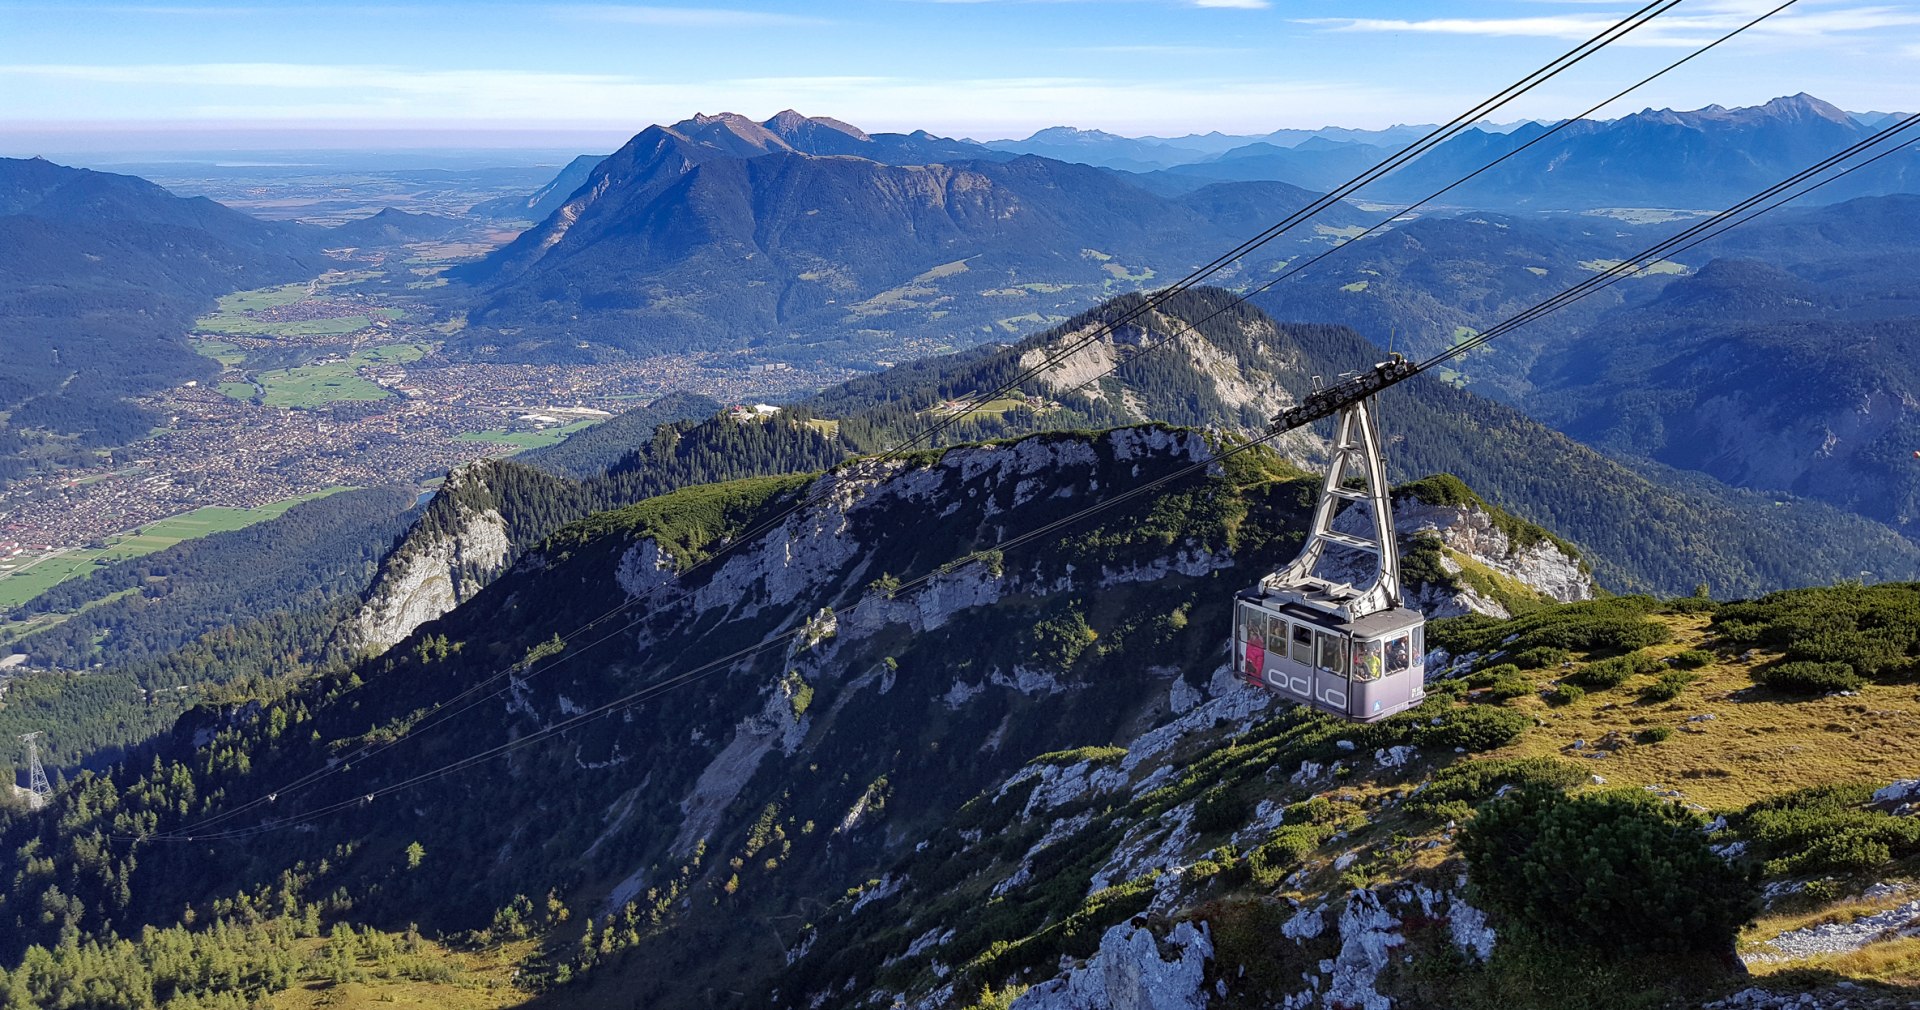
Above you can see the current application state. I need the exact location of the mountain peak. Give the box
[1760,92,1852,124]
[667,111,793,156]
[1022,125,1126,144]
[1630,94,1852,130]
[763,109,871,143]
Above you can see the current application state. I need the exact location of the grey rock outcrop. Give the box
[342,464,514,655]
[1010,919,1213,1010]
[1326,494,1593,619]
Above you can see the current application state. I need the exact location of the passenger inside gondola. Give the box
[1386,635,1410,674]
[1354,640,1383,682]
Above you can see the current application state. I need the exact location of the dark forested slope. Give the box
[0,157,324,473]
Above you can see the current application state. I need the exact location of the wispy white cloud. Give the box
[1193,0,1268,8]
[556,5,830,27]
[1070,43,1253,54]
[0,61,1406,136]
[1298,4,1920,47]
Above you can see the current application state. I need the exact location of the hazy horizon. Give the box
[5,0,1918,157]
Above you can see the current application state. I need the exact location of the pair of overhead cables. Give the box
[965,0,1812,422]
[126,0,1699,843]
[120,101,1920,844]
[131,0,1858,844]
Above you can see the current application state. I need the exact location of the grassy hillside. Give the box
[768,588,1920,1009]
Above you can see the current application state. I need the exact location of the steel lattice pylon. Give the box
[20,732,50,811]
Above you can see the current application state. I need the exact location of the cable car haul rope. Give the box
[104,0,1920,841]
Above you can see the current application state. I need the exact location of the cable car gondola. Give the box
[1234,365,1425,723]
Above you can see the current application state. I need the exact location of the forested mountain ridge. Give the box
[0,157,326,473]
[1490,195,1920,536]
[342,393,845,651]
[0,486,420,768]
[0,421,1602,1005]
[343,287,1920,645]
[780,287,1920,597]
[4,431,1918,1007]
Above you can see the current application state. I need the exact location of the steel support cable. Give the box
[133,112,1917,842]
[143,5,1693,838]
[969,0,1803,417]
[1650,131,1920,261]
[1431,111,1920,368]
[869,0,1682,461]
[130,430,1281,843]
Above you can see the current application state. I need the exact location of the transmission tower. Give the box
[19,733,50,811]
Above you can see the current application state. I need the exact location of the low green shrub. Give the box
[1545,683,1585,707]
[1753,661,1863,695]
[1193,783,1253,834]
[1028,745,1126,766]
[1670,650,1714,669]
[1711,584,1920,679]
[1462,788,1757,954]
[1472,663,1523,683]
[1249,823,1337,888]
[1635,726,1672,744]
[1738,783,1920,877]
[1286,795,1337,824]
[1639,672,1697,702]
[1410,705,1531,752]
[1407,757,1585,818]
[1513,646,1572,670]
[1571,651,1663,690]
[1429,598,1670,661]
[1488,676,1534,701]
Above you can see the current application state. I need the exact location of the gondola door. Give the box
[1271,615,1312,700]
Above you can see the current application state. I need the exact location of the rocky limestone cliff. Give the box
[777,651,1512,1010]
[341,464,514,655]
[1324,487,1594,619]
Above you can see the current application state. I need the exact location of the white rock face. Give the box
[1322,890,1403,1010]
[1089,803,1197,895]
[1324,494,1592,619]
[343,461,533,656]
[1872,779,1920,807]
[668,678,810,856]
[1748,897,1920,963]
[1283,902,1327,941]
[347,500,511,654]
[1010,920,1213,1010]
[614,539,678,598]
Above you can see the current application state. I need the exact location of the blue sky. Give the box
[2,0,1917,148]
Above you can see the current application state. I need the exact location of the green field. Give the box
[454,420,598,451]
[189,338,247,366]
[1579,257,1689,277]
[0,487,358,610]
[195,279,404,338]
[233,342,432,408]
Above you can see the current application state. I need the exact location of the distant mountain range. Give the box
[450,111,1367,363]
[1370,94,1920,210]
[978,122,1456,171]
